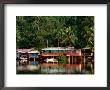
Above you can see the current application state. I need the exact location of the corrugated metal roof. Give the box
[28,50,40,53]
[42,47,65,50]
[42,47,74,51]
[17,49,40,53]
[16,49,32,53]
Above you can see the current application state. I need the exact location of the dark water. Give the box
[16,61,93,74]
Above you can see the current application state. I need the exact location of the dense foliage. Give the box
[16,16,94,49]
[57,54,67,64]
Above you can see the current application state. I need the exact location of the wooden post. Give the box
[80,56,82,72]
[75,56,76,64]
[68,56,70,64]
[72,56,73,64]
[79,64,81,72]
[84,49,85,72]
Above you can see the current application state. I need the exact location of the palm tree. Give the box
[61,27,76,46]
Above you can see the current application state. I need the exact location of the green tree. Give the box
[61,27,77,46]
[57,54,67,64]
[16,16,94,49]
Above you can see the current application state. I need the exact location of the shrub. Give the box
[57,54,67,64]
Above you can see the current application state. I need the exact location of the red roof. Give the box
[41,53,59,56]
[66,52,81,56]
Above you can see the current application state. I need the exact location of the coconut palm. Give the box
[61,27,76,46]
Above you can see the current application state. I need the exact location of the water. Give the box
[16,61,93,74]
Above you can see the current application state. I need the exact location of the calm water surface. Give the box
[16,61,92,74]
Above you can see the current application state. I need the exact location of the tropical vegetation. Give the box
[16,16,94,49]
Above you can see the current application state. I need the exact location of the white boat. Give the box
[46,58,58,63]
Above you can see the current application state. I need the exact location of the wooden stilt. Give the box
[68,56,70,64]
[75,56,76,64]
[79,64,81,72]
[72,56,73,64]
[80,56,82,72]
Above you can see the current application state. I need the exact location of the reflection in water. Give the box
[40,63,81,74]
[17,61,92,74]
